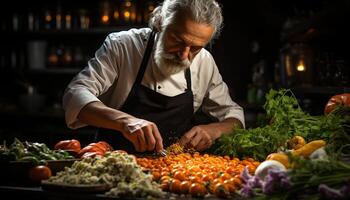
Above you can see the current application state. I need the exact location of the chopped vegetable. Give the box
[47,151,164,198]
[78,141,113,158]
[54,139,81,154]
[0,138,74,165]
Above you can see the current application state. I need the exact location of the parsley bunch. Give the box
[208,89,348,161]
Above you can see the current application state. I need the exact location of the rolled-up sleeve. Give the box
[200,57,245,128]
[62,34,119,129]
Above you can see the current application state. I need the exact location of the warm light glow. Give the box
[124,11,130,19]
[148,5,154,11]
[297,58,306,72]
[65,14,71,21]
[297,64,305,71]
[285,55,293,76]
[45,15,52,22]
[131,13,136,21]
[113,11,119,19]
[101,15,109,23]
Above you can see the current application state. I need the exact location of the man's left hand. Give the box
[178,118,242,151]
[179,124,220,151]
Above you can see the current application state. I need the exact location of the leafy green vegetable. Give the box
[207,88,349,161]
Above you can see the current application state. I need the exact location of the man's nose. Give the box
[177,46,190,61]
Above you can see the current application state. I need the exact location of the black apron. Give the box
[95,31,195,154]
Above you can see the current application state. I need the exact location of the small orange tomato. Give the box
[180,180,191,194]
[169,179,182,194]
[173,171,186,181]
[189,183,206,197]
[152,171,161,181]
[213,183,230,198]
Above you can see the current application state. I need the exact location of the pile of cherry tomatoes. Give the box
[137,152,260,198]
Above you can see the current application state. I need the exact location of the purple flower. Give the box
[241,166,253,183]
[280,177,291,189]
[340,182,350,198]
[319,184,343,199]
[240,184,254,198]
[268,168,287,180]
[247,176,263,188]
[262,174,275,194]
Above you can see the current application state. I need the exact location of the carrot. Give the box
[292,140,326,158]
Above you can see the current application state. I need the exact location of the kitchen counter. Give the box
[0,184,242,200]
[0,185,107,200]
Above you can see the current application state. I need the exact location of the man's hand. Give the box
[120,119,164,152]
[179,118,242,151]
[179,124,219,151]
[77,101,164,153]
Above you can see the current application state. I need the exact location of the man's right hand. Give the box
[77,101,163,153]
[120,118,164,152]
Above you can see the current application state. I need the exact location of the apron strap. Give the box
[134,30,156,86]
[185,68,191,91]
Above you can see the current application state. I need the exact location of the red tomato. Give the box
[54,139,81,153]
[324,93,350,114]
[28,165,52,183]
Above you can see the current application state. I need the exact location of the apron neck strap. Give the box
[185,68,191,91]
[134,30,156,85]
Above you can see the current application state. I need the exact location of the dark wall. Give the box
[211,0,349,102]
[212,0,286,101]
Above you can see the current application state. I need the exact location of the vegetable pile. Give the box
[0,138,74,165]
[208,89,350,161]
[137,152,260,198]
[47,151,165,199]
[240,155,350,200]
[54,139,113,158]
[207,89,350,200]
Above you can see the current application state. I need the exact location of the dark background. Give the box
[0,0,349,146]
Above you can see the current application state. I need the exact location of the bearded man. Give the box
[62,0,244,153]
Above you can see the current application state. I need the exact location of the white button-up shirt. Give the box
[63,28,245,129]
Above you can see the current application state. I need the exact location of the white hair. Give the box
[149,0,223,39]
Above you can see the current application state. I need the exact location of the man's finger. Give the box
[189,132,201,147]
[179,129,197,146]
[129,134,141,152]
[196,139,209,151]
[152,124,164,151]
[142,125,156,151]
[135,129,146,152]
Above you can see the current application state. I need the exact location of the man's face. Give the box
[154,18,215,76]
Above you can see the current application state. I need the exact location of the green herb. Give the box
[207,89,349,161]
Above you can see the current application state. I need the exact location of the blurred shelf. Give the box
[280,1,350,44]
[2,25,147,38]
[0,108,65,120]
[27,68,82,75]
[291,86,350,95]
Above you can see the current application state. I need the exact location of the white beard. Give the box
[154,31,192,77]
